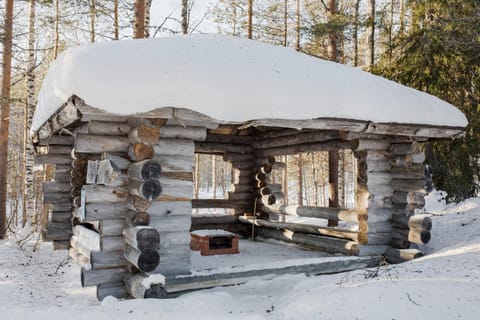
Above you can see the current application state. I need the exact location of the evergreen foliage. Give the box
[375,0,480,202]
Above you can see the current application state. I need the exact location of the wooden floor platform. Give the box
[145,239,379,297]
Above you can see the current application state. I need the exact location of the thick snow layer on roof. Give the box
[32,34,467,131]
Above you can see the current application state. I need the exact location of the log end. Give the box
[138,249,160,273]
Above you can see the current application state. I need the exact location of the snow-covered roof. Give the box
[32,34,467,132]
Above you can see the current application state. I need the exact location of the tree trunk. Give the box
[90,0,96,43]
[144,0,152,38]
[366,0,375,68]
[0,0,14,239]
[114,0,119,40]
[134,0,146,39]
[353,0,360,66]
[283,0,288,47]
[247,0,253,39]
[327,0,337,62]
[24,0,36,228]
[295,0,300,50]
[328,150,339,227]
[182,0,189,34]
[297,154,303,205]
[54,0,60,59]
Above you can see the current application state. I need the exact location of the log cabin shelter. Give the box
[31,34,467,300]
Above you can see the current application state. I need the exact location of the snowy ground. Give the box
[1,194,480,319]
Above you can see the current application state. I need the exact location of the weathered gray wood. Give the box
[149,215,191,233]
[103,153,131,170]
[125,274,149,298]
[155,177,192,201]
[82,185,129,204]
[99,219,125,236]
[70,235,94,259]
[101,236,124,251]
[191,215,239,227]
[96,159,123,185]
[191,199,252,209]
[128,159,162,181]
[84,203,127,221]
[72,225,100,250]
[50,211,71,222]
[392,179,427,194]
[227,192,254,201]
[123,226,160,251]
[158,231,191,247]
[262,204,359,222]
[35,154,72,165]
[391,214,432,231]
[385,248,424,264]
[87,120,131,136]
[239,216,360,242]
[86,160,98,184]
[254,140,352,157]
[205,134,253,145]
[256,228,359,256]
[147,201,192,217]
[129,179,163,201]
[365,160,391,172]
[352,139,391,151]
[96,281,129,300]
[124,245,160,273]
[239,118,368,133]
[50,202,72,212]
[48,145,73,154]
[389,142,420,155]
[90,250,126,270]
[391,191,426,207]
[43,182,71,193]
[129,124,160,145]
[159,125,207,140]
[195,142,253,155]
[155,139,195,156]
[253,131,342,149]
[154,155,194,172]
[75,133,130,153]
[81,267,129,287]
[38,135,74,146]
[223,153,254,163]
[162,256,377,294]
[231,184,253,193]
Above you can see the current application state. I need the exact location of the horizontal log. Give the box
[391,191,426,207]
[82,185,129,204]
[223,153,254,163]
[262,204,359,222]
[123,226,160,251]
[352,139,391,151]
[155,178,192,201]
[195,142,253,155]
[157,230,191,247]
[391,179,428,194]
[35,154,72,165]
[69,248,90,269]
[154,155,193,172]
[50,211,71,222]
[48,145,73,154]
[128,143,154,161]
[84,203,128,221]
[90,250,126,270]
[204,133,253,145]
[50,202,72,212]
[147,201,192,217]
[230,184,252,193]
[87,120,131,136]
[192,215,239,227]
[81,267,129,287]
[75,133,130,153]
[128,159,162,181]
[364,160,391,172]
[129,124,160,145]
[73,225,100,250]
[385,248,424,264]
[70,235,93,258]
[392,228,431,244]
[227,192,254,201]
[254,140,352,157]
[124,245,160,273]
[159,125,207,140]
[161,171,193,181]
[154,139,195,157]
[391,214,432,231]
[101,236,124,251]
[43,228,72,241]
[191,199,252,209]
[38,135,74,146]
[389,142,420,155]
[256,228,359,256]
[239,216,360,242]
[97,282,129,301]
[99,219,125,236]
[149,215,191,233]
[253,131,342,149]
